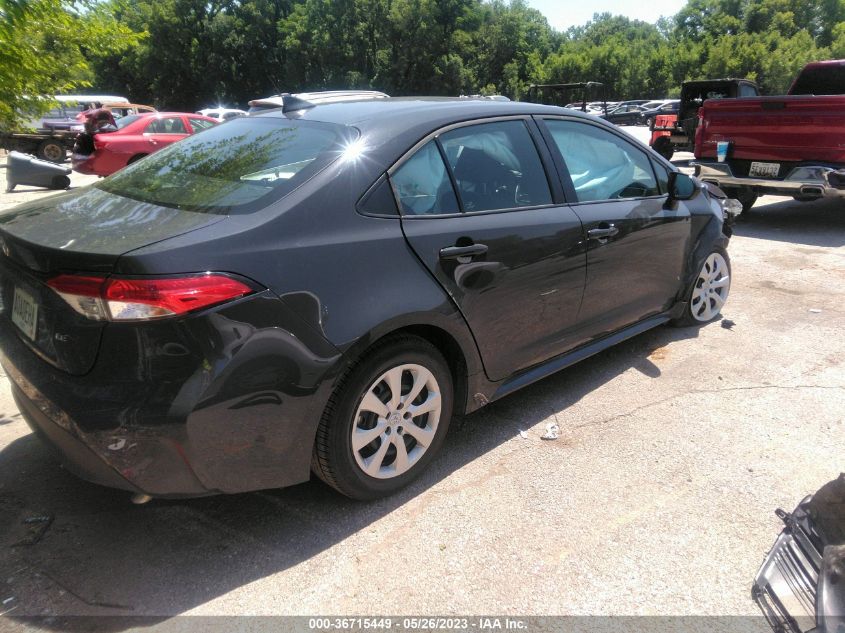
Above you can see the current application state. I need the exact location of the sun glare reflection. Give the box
[341,138,368,163]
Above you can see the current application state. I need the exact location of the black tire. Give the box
[50,175,70,190]
[671,246,731,327]
[127,153,147,165]
[37,139,66,163]
[645,116,653,129]
[652,136,674,161]
[312,335,454,500]
[724,186,757,214]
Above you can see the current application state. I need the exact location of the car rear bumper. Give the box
[693,161,845,198]
[4,347,222,498]
[0,292,343,498]
[70,152,100,175]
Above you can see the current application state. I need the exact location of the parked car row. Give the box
[598,99,680,126]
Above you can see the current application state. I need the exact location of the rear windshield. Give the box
[116,114,142,129]
[790,65,845,95]
[96,117,354,214]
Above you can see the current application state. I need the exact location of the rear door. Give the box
[143,115,190,151]
[392,117,586,381]
[537,117,691,340]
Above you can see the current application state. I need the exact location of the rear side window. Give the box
[439,120,551,212]
[189,117,216,132]
[97,117,355,214]
[544,119,659,203]
[146,117,187,134]
[391,141,459,215]
[739,84,758,97]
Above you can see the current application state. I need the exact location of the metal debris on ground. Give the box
[23,515,51,524]
[541,423,560,440]
[809,308,822,313]
[14,514,53,546]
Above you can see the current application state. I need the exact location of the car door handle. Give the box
[439,243,488,259]
[587,225,619,239]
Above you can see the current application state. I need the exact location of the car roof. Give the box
[134,112,214,118]
[249,90,389,109]
[250,97,604,164]
[199,108,246,114]
[55,94,129,103]
[255,97,578,126]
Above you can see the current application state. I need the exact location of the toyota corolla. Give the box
[0,97,736,501]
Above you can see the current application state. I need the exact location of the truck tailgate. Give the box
[696,95,845,163]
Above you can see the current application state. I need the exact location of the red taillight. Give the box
[47,273,254,321]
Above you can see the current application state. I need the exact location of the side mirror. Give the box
[665,171,697,208]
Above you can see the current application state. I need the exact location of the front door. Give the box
[391,118,586,381]
[538,117,692,341]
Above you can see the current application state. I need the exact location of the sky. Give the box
[526,0,687,31]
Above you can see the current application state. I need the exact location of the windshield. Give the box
[96,117,354,214]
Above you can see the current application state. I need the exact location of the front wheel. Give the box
[672,247,731,326]
[652,136,674,161]
[312,335,454,500]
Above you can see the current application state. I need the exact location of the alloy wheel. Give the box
[691,252,730,321]
[351,363,442,479]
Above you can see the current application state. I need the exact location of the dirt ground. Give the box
[0,150,843,627]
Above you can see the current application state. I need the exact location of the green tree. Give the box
[0,0,136,130]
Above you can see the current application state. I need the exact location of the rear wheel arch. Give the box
[333,323,472,416]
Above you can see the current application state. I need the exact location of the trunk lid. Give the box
[0,186,224,375]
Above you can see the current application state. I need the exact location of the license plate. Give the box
[749,161,780,178]
[12,286,38,341]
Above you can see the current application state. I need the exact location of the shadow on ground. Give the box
[0,321,703,627]
[734,197,845,247]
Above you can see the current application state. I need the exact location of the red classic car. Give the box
[71,112,218,176]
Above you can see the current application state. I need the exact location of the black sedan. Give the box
[641,99,681,127]
[0,97,736,501]
[600,103,647,125]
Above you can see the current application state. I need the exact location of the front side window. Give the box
[97,117,354,214]
[544,119,660,203]
[439,120,552,212]
[651,158,670,194]
[390,141,459,216]
[146,117,187,134]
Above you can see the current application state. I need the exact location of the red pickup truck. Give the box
[693,60,845,212]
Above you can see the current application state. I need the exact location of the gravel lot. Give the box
[0,147,843,624]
